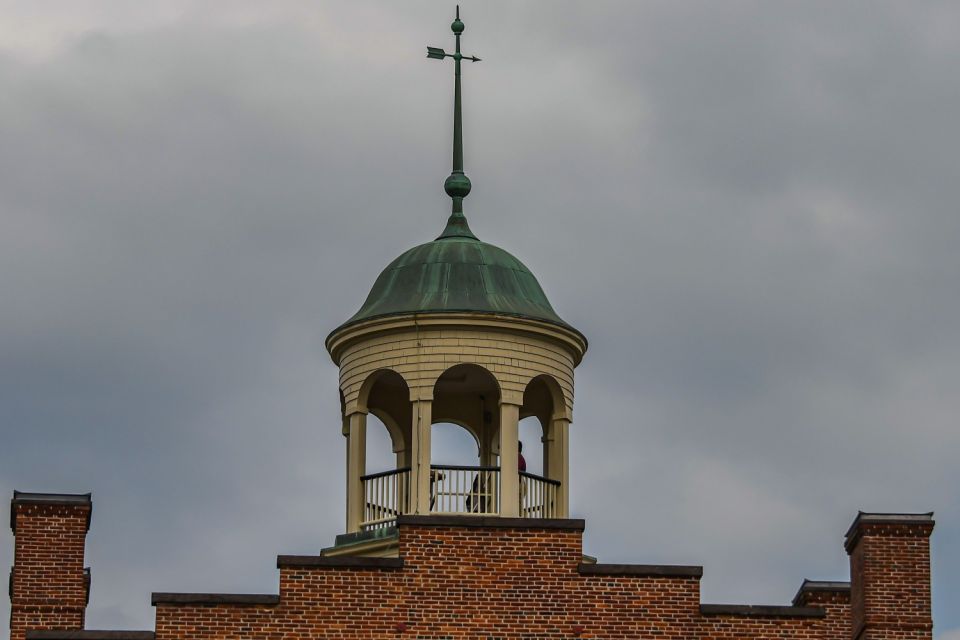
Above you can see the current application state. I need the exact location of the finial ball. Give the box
[451,18,465,34]
[445,172,472,198]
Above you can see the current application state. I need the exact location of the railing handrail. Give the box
[520,470,561,486]
[363,467,558,485]
[364,502,400,516]
[430,464,501,472]
[361,466,412,482]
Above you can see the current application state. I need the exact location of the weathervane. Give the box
[428,5,481,240]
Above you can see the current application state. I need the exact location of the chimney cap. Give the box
[11,491,92,533]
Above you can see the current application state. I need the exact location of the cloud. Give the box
[1,0,958,633]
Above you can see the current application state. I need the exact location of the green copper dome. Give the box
[336,226,572,332]
[332,8,579,339]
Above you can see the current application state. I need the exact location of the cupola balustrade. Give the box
[358,463,561,531]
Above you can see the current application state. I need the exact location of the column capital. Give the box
[410,390,434,403]
[500,389,523,407]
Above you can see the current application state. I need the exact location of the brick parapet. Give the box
[844,513,935,554]
[792,580,851,607]
[7,503,938,640]
[791,580,852,640]
[9,492,92,640]
[148,516,905,639]
[846,513,934,640]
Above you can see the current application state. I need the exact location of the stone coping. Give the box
[13,491,92,504]
[277,556,403,569]
[331,526,398,549]
[397,515,585,530]
[578,563,703,578]
[792,579,851,606]
[844,512,934,552]
[26,633,154,640]
[151,593,279,606]
[11,491,93,533]
[701,604,826,618]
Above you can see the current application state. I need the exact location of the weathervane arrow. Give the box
[427,5,481,240]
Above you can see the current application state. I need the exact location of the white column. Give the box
[542,422,553,483]
[410,398,433,515]
[550,417,570,518]
[345,411,367,533]
[499,402,520,517]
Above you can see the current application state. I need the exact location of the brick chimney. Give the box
[845,512,934,640]
[9,492,92,640]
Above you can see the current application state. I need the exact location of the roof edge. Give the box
[792,579,851,606]
[277,556,403,569]
[11,491,92,533]
[26,632,154,640]
[327,311,587,366]
[397,515,585,531]
[579,563,702,578]
[700,604,826,618]
[843,511,935,552]
[151,593,279,606]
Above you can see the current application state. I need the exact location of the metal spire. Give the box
[428,5,481,240]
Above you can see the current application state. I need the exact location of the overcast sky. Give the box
[1,1,958,636]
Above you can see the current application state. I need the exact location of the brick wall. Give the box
[152,516,838,640]
[10,498,935,640]
[793,581,851,640]
[846,513,934,640]
[9,493,91,640]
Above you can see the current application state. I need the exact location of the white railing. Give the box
[520,471,560,519]
[430,465,500,515]
[360,465,559,524]
[360,467,410,530]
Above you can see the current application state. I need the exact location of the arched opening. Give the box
[431,422,480,467]
[432,364,501,464]
[520,375,560,471]
[431,364,501,514]
[519,374,567,518]
[518,416,544,476]
[359,369,412,468]
[353,369,412,531]
[365,414,397,474]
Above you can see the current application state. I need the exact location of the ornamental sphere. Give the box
[451,18,465,34]
[444,173,472,198]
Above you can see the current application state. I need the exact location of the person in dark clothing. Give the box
[518,441,527,472]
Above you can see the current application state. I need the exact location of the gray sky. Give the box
[1,1,958,636]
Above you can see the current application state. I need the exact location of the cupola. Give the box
[326,7,586,544]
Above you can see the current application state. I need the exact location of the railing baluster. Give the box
[457,468,463,512]
[364,465,566,524]
[515,471,561,519]
[360,467,411,530]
